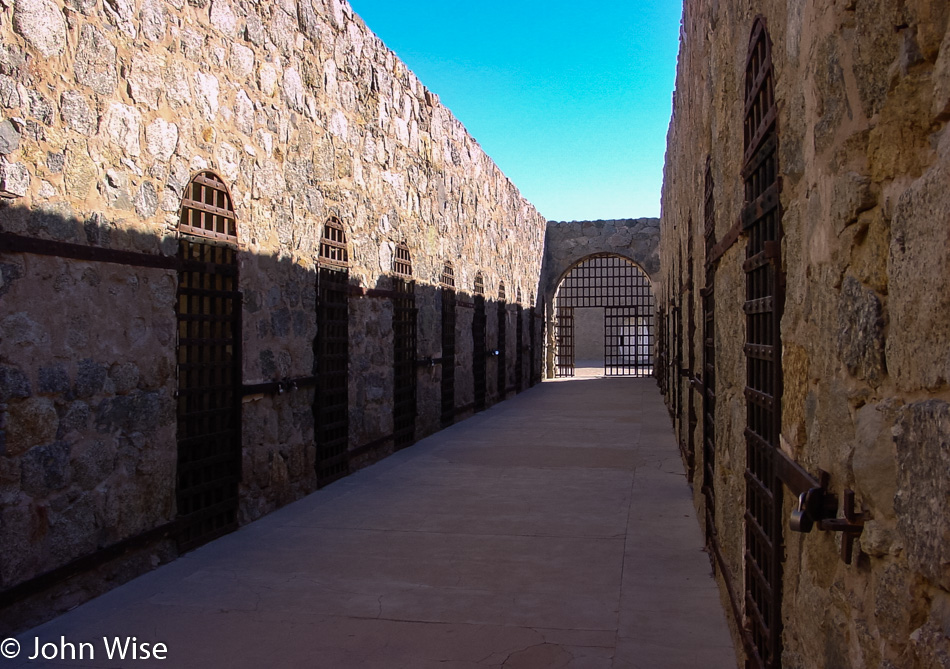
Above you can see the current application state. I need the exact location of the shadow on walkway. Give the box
[13,378,735,668]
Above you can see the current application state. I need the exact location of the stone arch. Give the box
[546,253,656,378]
[539,219,660,377]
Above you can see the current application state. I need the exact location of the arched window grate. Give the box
[498,281,506,302]
[394,243,412,277]
[474,271,484,295]
[320,217,349,266]
[179,171,237,242]
[441,262,455,288]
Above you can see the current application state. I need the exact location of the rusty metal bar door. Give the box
[314,265,349,486]
[529,301,539,386]
[473,274,487,411]
[555,306,574,377]
[742,18,784,669]
[702,161,718,543]
[176,239,241,551]
[440,264,456,427]
[393,245,416,450]
[314,218,350,486]
[175,172,241,552]
[516,305,524,392]
[604,307,654,377]
[497,294,507,398]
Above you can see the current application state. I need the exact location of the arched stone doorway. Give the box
[549,254,655,377]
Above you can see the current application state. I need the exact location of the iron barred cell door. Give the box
[604,307,653,376]
[515,304,524,392]
[473,273,487,411]
[441,263,456,427]
[392,244,417,450]
[555,306,575,377]
[314,220,350,486]
[702,160,718,544]
[742,18,784,669]
[175,172,242,552]
[497,286,506,399]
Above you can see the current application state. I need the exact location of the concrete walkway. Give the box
[13,378,736,668]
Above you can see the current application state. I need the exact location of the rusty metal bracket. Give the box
[818,489,866,564]
[783,465,866,565]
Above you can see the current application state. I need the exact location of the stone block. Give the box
[13,0,67,57]
[74,359,107,399]
[57,400,90,438]
[94,391,162,434]
[37,364,70,395]
[0,119,20,155]
[133,181,158,219]
[853,401,899,519]
[0,160,29,197]
[139,0,167,42]
[837,275,886,387]
[0,365,31,402]
[74,24,118,96]
[64,140,97,201]
[100,103,141,157]
[5,397,58,456]
[894,399,950,590]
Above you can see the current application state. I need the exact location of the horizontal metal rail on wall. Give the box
[0,519,183,610]
[0,232,178,269]
[241,376,318,396]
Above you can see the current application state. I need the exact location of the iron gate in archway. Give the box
[554,254,655,377]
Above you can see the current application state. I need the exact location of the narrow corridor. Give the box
[13,378,734,668]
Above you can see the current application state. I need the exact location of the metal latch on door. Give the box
[787,469,867,564]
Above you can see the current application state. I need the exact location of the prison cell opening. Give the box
[529,293,540,386]
[473,272,487,411]
[392,243,417,450]
[497,281,507,400]
[742,18,785,669]
[554,254,655,377]
[686,226,697,482]
[702,159,718,547]
[441,262,457,427]
[515,288,524,393]
[314,217,350,487]
[175,171,242,552]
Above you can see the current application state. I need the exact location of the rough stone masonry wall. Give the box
[0,0,545,627]
[661,1,950,667]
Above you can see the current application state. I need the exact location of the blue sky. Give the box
[346,0,683,222]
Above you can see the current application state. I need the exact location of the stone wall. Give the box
[660,1,950,667]
[0,0,545,629]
